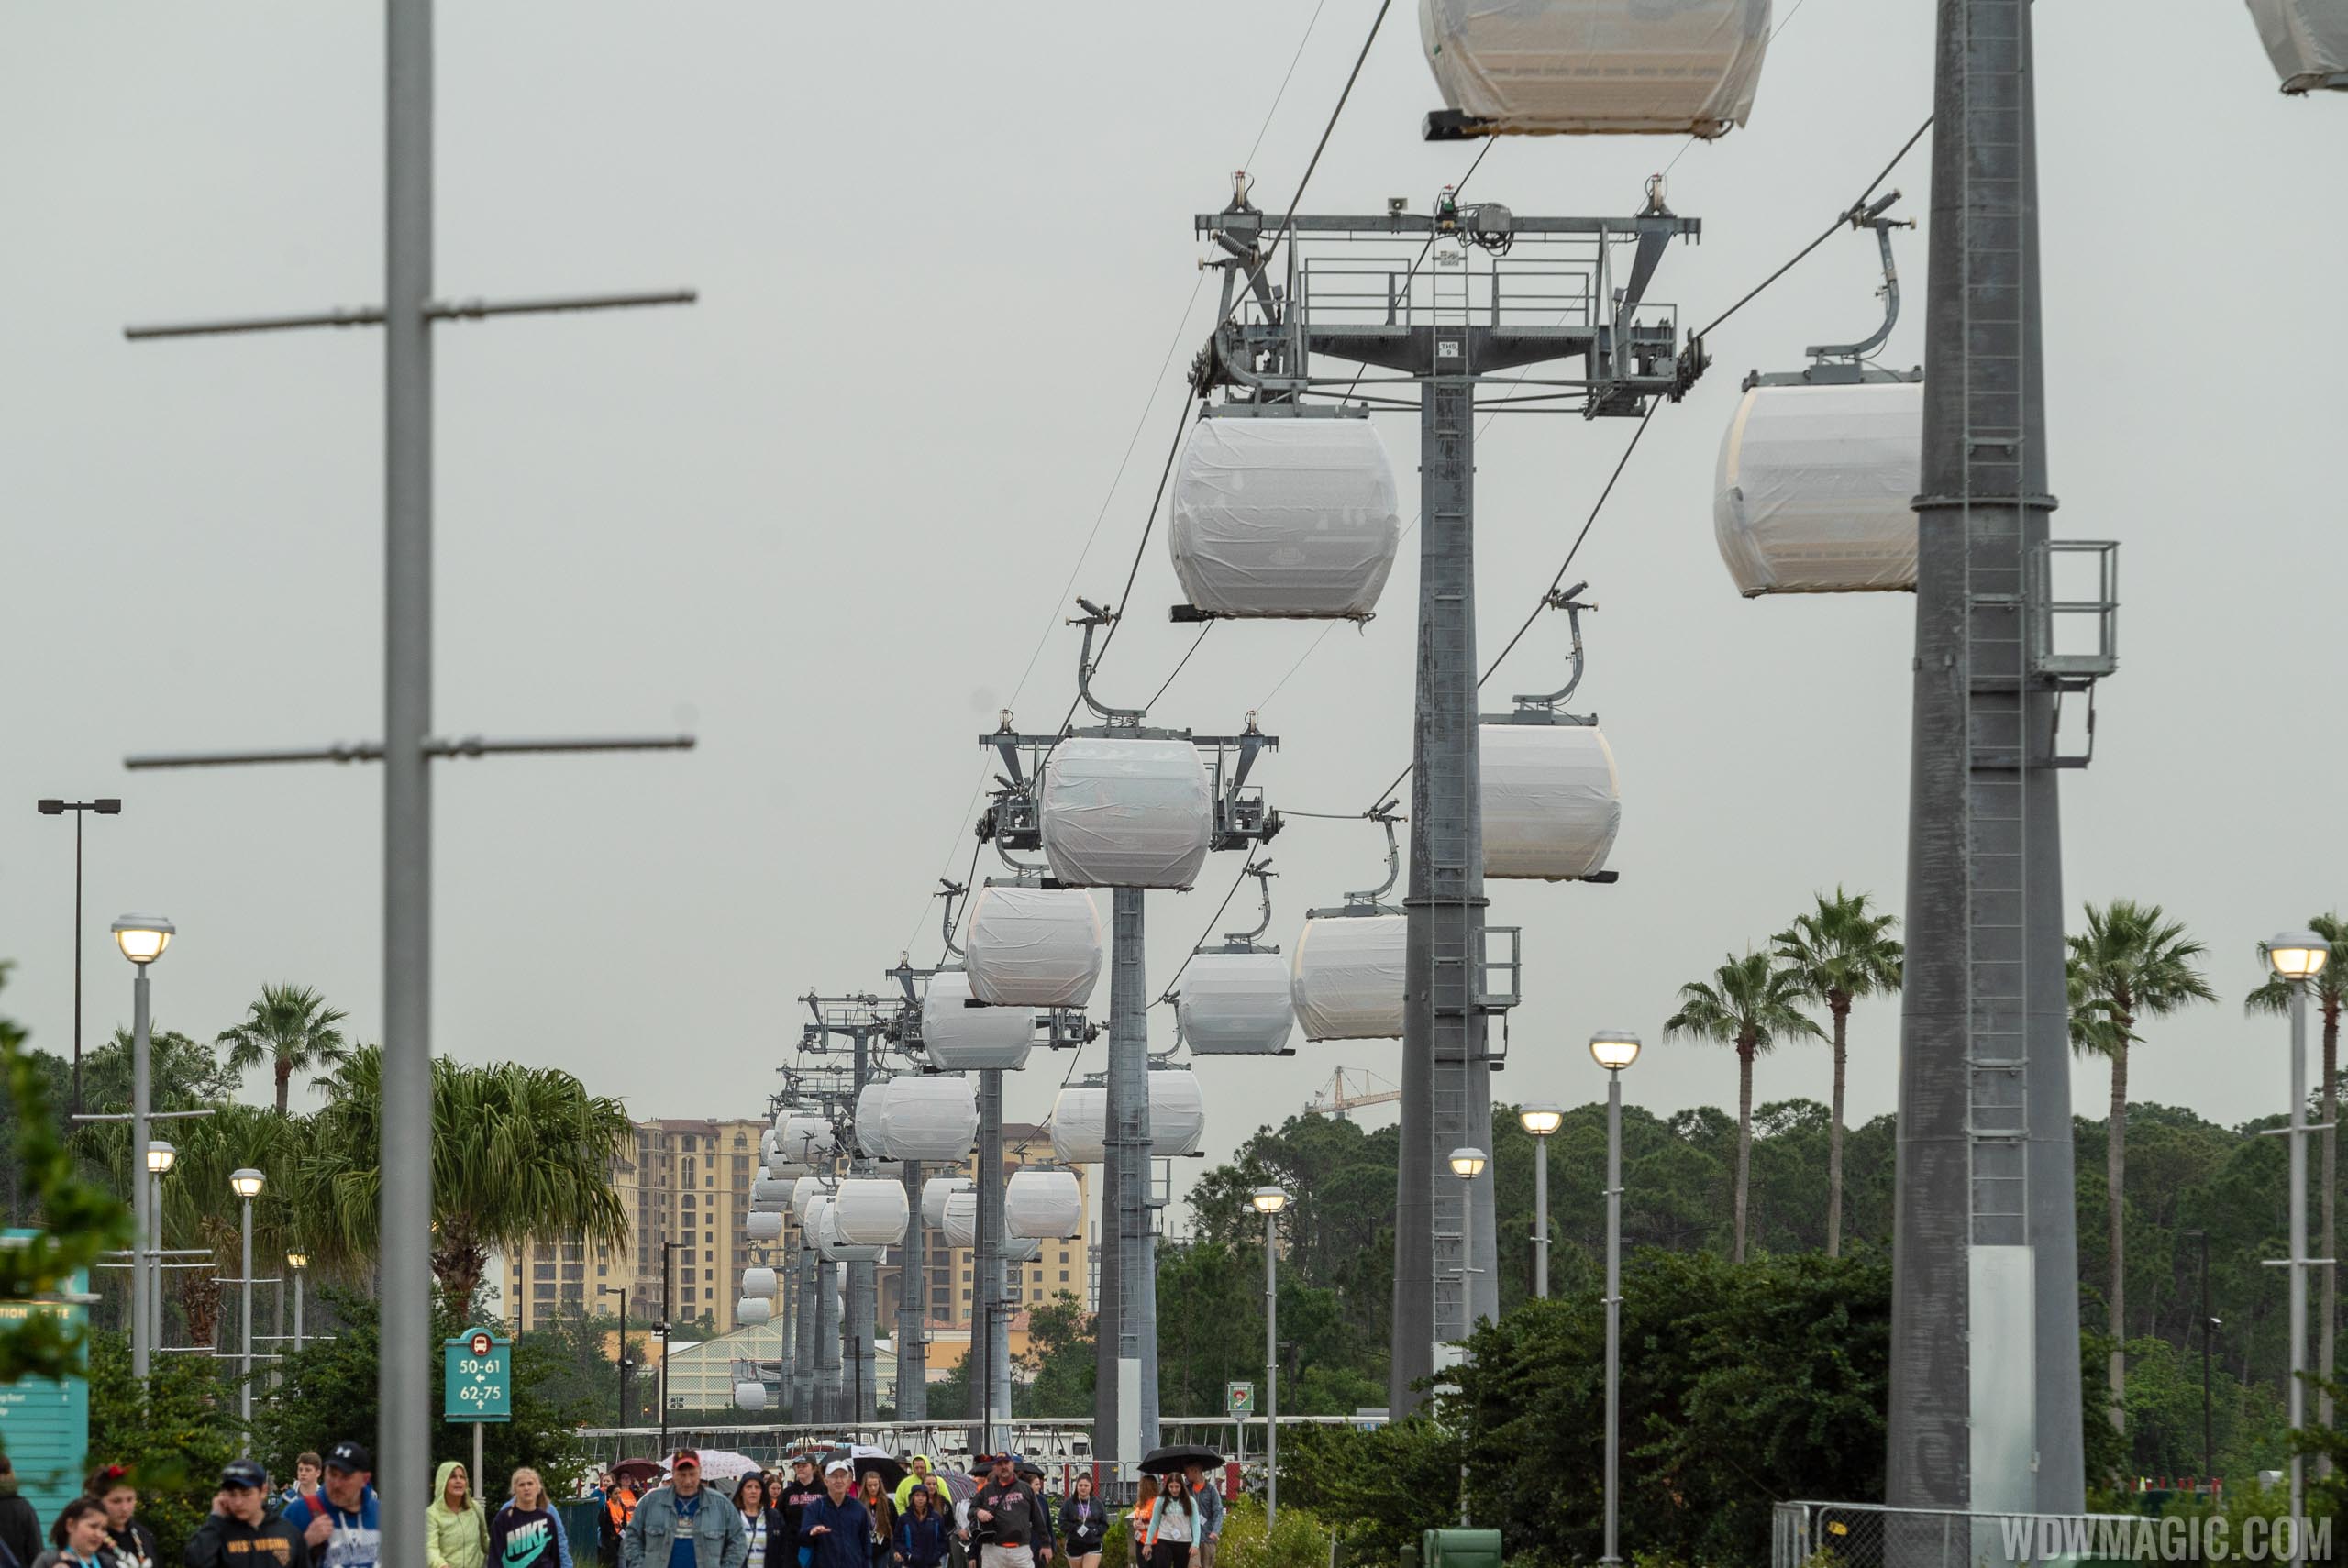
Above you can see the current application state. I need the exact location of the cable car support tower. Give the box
[1194,181,1701,1411]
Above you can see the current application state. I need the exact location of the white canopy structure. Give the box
[1168,414,1402,619]
[1176,949,1297,1056]
[1148,1067,1208,1158]
[1005,1168,1085,1240]
[1714,381,1922,596]
[1039,737,1214,889]
[868,1075,980,1164]
[1420,0,1771,138]
[922,968,1035,1071]
[922,1175,973,1231]
[966,885,1104,1008]
[2247,0,2348,91]
[1291,913,1408,1040]
[1480,723,1622,881]
[1048,1085,1109,1164]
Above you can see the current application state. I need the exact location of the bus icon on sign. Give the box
[470,1332,492,1355]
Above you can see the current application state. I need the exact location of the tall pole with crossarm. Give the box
[117,10,695,1560]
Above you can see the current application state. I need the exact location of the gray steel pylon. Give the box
[1890,0,2085,1519]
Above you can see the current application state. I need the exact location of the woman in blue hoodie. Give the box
[891,1487,946,1568]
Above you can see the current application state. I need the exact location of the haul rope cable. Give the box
[892,2,1338,958]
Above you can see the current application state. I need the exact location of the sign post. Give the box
[1224,1380,1255,1475]
[445,1326,512,1486]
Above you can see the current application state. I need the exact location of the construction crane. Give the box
[1307,1067,1401,1120]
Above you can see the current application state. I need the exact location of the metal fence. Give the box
[1773,1500,2142,1568]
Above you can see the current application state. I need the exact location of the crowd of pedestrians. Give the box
[0,1442,1224,1568]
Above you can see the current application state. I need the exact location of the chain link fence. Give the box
[1774,1500,2142,1568]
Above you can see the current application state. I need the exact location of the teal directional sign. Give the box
[443,1325,512,1423]
[0,1230,89,1525]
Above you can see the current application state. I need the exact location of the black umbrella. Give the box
[823,1445,907,1491]
[1137,1444,1223,1477]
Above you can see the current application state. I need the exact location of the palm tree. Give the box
[1773,889,1903,1258]
[2067,899,2216,1430]
[300,1049,631,1303]
[216,985,351,1114]
[2247,913,2348,1441]
[156,1103,309,1352]
[1664,950,1823,1263]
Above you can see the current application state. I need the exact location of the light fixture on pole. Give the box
[1518,1104,1564,1299]
[230,1168,265,1452]
[1589,1029,1641,1567]
[2268,930,2331,1565]
[147,1141,177,1175]
[287,1252,308,1356]
[35,797,121,1118]
[111,912,173,1381]
[148,1137,176,1361]
[1250,1186,1290,1529]
[1445,1147,1486,1529]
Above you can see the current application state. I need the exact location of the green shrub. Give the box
[1217,1498,1335,1568]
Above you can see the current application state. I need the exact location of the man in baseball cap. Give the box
[619,1447,747,1568]
[281,1441,379,1568]
[184,1461,309,1568]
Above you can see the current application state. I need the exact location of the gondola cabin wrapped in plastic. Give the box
[1176,950,1297,1056]
[1421,0,1771,138]
[745,1210,783,1242]
[965,886,1104,1008]
[792,1177,829,1227]
[2246,0,2348,92]
[1148,1066,1208,1157]
[741,1266,778,1300]
[1714,381,1922,596]
[921,969,1036,1071]
[1479,722,1622,880]
[869,1075,980,1164]
[1291,913,1408,1040]
[1168,414,1402,620]
[831,1177,911,1248]
[734,1380,768,1411]
[776,1114,836,1171]
[1049,1086,1108,1165]
[736,1297,773,1328]
[1005,1168,1084,1240]
[1039,738,1215,889]
[923,1176,972,1231]
[853,1082,894,1160]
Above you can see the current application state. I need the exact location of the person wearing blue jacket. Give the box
[280,1443,380,1568]
[891,1489,947,1568]
[791,1465,867,1568]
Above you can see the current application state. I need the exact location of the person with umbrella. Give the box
[1175,1466,1218,1568]
[793,1463,867,1568]
[967,1457,1049,1568]
[1134,1475,1198,1568]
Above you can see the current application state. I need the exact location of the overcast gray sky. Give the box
[4,3,2341,1220]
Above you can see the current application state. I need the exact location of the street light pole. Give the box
[601,1283,628,1426]
[289,1253,308,1357]
[1251,1187,1289,1529]
[1519,1106,1563,1300]
[1445,1148,1487,1529]
[658,1239,685,1460]
[111,914,173,1379]
[232,1168,266,1452]
[35,799,120,1120]
[2268,931,2332,1566]
[1589,1031,1643,1568]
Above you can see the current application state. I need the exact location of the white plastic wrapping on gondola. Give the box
[923,1176,972,1231]
[734,1380,769,1411]
[778,1114,837,1167]
[873,1076,980,1163]
[1147,1068,1208,1157]
[1048,1086,1109,1164]
[759,1128,778,1165]
[853,1082,894,1160]
[1420,0,1771,137]
[816,1198,885,1264]
[736,1297,773,1328]
[831,1178,911,1246]
[942,1189,980,1249]
[966,886,1105,1008]
[922,969,1036,1071]
[745,1210,784,1242]
[1005,1168,1085,1240]
[2247,0,2348,91]
[1714,381,1922,596]
[741,1265,778,1299]
[1168,416,1402,619]
[1176,950,1297,1056]
[1480,723,1622,880]
[792,1177,829,1226]
[752,1176,794,1208]
[1291,914,1408,1040]
[1039,738,1215,890]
